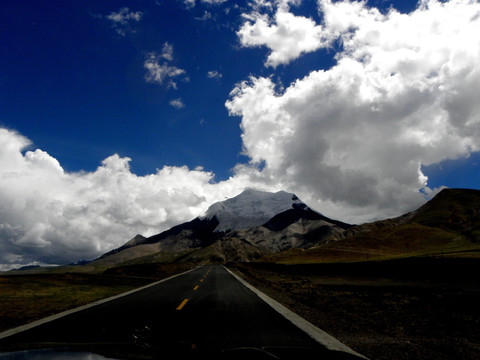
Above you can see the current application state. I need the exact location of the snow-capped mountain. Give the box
[94,189,351,266]
[201,189,310,232]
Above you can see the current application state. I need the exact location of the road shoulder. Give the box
[223,265,368,359]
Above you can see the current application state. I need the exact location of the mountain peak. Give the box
[94,188,351,266]
[201,189,314,232]
[124,234,147,247]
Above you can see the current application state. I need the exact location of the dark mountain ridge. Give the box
[95,189,350,265]
[263,202,352,232]
[265,188,480,264]
[411,188,480,239]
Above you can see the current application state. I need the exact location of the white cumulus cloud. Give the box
[228,0,480,221]
[0,129,251,269]
[238,3,328,67]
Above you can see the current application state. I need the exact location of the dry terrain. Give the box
[2,259,478,360]
[0,262,194,333]
[229,258,480,360]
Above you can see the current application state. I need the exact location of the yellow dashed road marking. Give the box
[177,267,213,311]
[176,298,189,311]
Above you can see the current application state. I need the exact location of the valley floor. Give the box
[228,258,480,360]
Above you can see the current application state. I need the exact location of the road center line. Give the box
[193,285,199,291]
[176,298,189,311]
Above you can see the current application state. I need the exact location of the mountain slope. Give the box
[411,188,480,239]
[93,189,351,266]
[263,202,350,232]
[332,188,480,244]
[264,188,480,264]
[176,237,270,264]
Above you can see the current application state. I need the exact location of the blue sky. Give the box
[1,0,480,268]
[1,0,249,179]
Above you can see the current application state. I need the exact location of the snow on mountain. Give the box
[93,188,352,266]
[201,188,315,232]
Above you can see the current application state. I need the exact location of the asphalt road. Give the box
[0,265,365,359]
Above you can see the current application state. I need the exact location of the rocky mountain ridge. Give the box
[95,189,351,266]
[95,188,480,267]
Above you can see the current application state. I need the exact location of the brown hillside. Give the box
[263,189,480,263]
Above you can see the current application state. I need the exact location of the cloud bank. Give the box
[0,129,253,270]
[228,0,480,218]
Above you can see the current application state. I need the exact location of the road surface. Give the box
[0,265,365,359]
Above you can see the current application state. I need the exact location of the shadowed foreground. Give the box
[0,265,364,360]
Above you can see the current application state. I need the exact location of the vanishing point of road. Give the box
[0,265,367,359]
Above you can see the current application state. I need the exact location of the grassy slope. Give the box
[0,273,152,332]
[0,262,195,333]
[413,188,480,239]
[263,189,480,264]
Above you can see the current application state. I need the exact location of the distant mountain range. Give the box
[94,189,352,266]
[7,188,480,273]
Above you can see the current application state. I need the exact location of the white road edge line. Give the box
[0,266,199,341]
[223,266,368,359]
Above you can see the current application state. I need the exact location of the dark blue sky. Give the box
[1,1,245,179]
